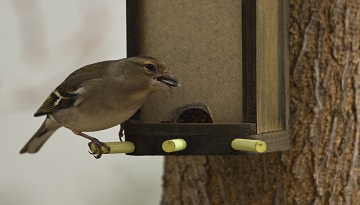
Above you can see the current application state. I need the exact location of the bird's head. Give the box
[122,56,180,93]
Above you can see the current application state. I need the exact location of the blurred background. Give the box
[0,0,163,204]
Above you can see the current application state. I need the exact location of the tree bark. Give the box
[161,1,360,204]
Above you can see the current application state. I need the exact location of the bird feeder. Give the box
[115,0,290,155]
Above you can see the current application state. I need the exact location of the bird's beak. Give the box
[155,72,180,92]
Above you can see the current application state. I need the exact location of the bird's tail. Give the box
[20,117,61,154]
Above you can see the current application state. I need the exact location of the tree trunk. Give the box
[161,1,360,204]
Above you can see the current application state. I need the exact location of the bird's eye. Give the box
[144,64,156,72]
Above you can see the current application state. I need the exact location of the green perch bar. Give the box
[162,138,187,153]
[231,139,267,153]
[89,141,135,154]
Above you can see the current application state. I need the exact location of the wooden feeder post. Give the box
[124,0,290,155]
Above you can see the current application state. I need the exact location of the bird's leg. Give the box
[75,132,110,159]
[118,119,141,141]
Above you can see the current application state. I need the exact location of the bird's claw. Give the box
[88,140,111,159]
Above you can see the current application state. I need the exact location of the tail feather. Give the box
[20,117,61,154]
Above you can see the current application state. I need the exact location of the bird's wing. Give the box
[34,60,115,117]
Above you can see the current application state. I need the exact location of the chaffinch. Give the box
[20,56,179,158]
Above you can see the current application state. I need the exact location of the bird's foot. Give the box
[119,119,141,141]
[118,126,124,142]
[87,139,111,159]
[75,132,110,159]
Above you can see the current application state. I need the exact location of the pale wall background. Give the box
[0,1,163,204]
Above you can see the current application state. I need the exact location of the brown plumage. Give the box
[20,56,179,158]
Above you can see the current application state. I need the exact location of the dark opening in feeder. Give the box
[122,0,290,155]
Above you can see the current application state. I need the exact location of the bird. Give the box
[20,56,179,158]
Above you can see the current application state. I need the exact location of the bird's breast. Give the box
[52,98,144,132]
